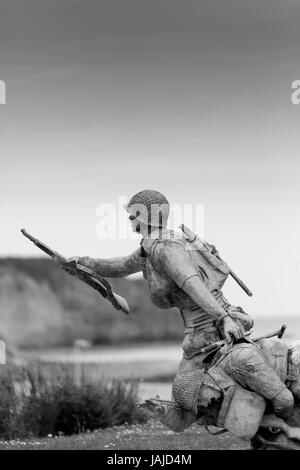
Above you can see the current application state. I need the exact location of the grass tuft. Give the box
[0,364,148,439]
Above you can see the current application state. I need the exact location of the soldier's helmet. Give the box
[172,369,206,413]
[125,190,170,228]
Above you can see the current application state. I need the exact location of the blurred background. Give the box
[0,1,300,429]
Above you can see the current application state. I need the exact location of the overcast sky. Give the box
[1,0,300,317]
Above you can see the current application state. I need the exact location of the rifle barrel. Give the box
[227,267,253,297]
[21,229,67,262]
[180,224,253,297]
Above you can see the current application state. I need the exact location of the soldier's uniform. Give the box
[78,190,294,425]
[80,228,251,359]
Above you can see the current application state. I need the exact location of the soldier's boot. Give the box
[215,343,294,419]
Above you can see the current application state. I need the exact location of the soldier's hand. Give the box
[61,257,80,276]
[223,316,245,343]
[138,399,167,417]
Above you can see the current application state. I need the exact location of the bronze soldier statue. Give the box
[62,190,298,442]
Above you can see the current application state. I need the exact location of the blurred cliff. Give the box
[0,258,182,349]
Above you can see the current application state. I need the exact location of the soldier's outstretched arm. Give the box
[160,241,245,341]
[64,248,145,278]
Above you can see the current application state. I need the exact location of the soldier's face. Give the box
[129,215,141,233]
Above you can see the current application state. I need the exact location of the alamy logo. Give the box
[0,341,6,364]
[96,196,205,241]
[0,80,6,104]
[291,80,300,105]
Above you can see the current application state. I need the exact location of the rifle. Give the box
[200,324,287,354]
[180,224,253,297]
[20,229,130,315]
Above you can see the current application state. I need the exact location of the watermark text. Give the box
[0,341,6,364]
[0,80,6,104]
[96,196,205,241]
[291,80,300,104]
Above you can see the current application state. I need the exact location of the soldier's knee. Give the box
[232,347,265,371]
[273,388,294,419]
